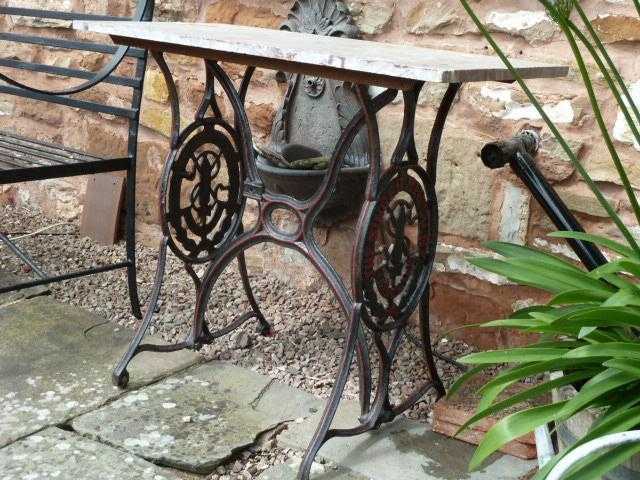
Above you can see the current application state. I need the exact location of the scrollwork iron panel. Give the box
[360,165,435,333]
[166,125,242,264]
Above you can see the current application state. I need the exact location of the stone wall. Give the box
[1,0,639,349]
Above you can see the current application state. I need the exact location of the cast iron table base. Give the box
[113,52,459,479]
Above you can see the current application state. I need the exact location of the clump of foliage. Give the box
[453,0,640,478]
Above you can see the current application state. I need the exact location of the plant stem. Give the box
[565,22,640,151]
[457,0,640,252]
[544,2,640,228]
[572,2,640,132]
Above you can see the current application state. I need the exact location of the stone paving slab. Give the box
[0,269,48,307]
[72,363,325,474]
[280,400,536,480]
[0,427,181,480]
[0,297,201,447]
[259,463,369,480]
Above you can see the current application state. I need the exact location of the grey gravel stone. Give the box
[0,427,181,480]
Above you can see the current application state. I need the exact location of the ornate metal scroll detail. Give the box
[360,165,435,332]
[165,123,242,264]
[270,0,365,160]
[282,0,359,38]
[303,76,326,98]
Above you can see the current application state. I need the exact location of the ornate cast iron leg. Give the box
[112,53,270,387]
[186,57,399,479]
[113,237,170,387]
[301,81,461,456]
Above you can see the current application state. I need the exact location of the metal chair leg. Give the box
[125,165,142,319]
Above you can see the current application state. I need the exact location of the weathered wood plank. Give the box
[80,173,125,245]
[74,21,568,87]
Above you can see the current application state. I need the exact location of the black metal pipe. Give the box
[0,262,131,294]
[481,131,608,271]
[0,233,47,279]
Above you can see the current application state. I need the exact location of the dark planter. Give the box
[256,154,369,222]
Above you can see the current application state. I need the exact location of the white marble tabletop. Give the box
[74,21,568,88]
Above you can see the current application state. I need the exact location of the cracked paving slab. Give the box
[0,297,201,448]
[280,400,536,480]
[0,269,48,307]
[259,463,369,479]
[0,427,181,480]
[71,362,325,474]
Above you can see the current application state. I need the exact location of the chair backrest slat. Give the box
[0,84,138,119]
[0,7,131,22]
[0,131,103,161]
[0,58,143,89]
[0,0,153,158]
[0,32,146,58]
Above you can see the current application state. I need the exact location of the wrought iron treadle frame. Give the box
[114,48,461,478]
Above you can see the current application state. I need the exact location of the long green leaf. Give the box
[477,358,605,397]
[550,289,611,305]
[484,241,585,272]
[535,404,640,479]
[559,369,638,418]
[565,343,640,360]
[469,402,567,470]
[461,348,570,365]
[481,318,545,329]
[551,307,640,329]
[603,288,640,307]
[469,257,607,294]
[604,359,640,378]
[459,371,594,435]
[507,259,613,293]
[562,444,640,480]
[447,365,486,399]
[549,231,638,259]
[590,259,640,280]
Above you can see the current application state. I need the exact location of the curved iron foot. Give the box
[298,305,362,479]
[113,369,130,389]
[112,237,169,388]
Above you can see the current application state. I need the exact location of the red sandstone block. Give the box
[432,399,538,460]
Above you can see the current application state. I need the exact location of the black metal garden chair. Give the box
[0,1,155,318]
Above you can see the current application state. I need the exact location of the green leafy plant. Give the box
[453,1,640,478]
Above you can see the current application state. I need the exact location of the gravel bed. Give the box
[0,204,475,479]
